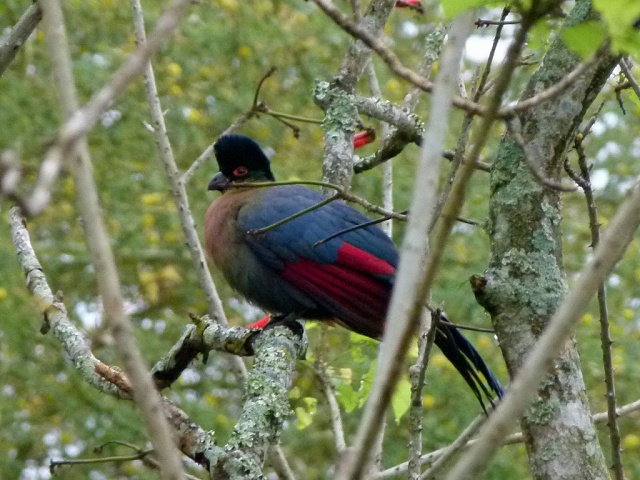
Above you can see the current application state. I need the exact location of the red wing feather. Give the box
[335,242,395,277]
[281,242,393,338]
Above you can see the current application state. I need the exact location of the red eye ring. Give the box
[233,166,248,177]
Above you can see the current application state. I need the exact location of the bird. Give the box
[204,134,504,409]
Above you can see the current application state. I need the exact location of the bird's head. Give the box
[208,134,276,192]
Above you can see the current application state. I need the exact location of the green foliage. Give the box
[593,0,640,55]
[561,20,609,58]
[441,0,505,19]
[391,374,412,422]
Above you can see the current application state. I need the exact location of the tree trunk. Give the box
[473,1,619,479]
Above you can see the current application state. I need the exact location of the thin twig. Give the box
[503,55,600,117]
[231,180,408,220]
[128,0,230,330]
[507,120,578,192]
[182,108,255,185]
[619,57,640,101]
[475,18,520,27]
[129,3,297,477]
[477,8,510,100]
[182,67,313,185]
[50,448,154,469]
[312,210,409,248]
[316,362,347,452]
[573,136,625,480]
[365,57,393,236]
[420,415,485,480]
[407,311,440,479]
[247,194,340,235]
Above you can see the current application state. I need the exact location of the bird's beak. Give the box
[208,172,230,191]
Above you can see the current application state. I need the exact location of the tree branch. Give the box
[312,0,486,117]
[39,1,185,476]
[0,1,42,76]
[9,206,221,472]
[209,325,307,478]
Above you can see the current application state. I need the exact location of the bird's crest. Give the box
[214,134,276,181]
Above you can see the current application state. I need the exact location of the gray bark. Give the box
[473,1,618,479]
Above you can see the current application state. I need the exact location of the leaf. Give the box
[358,359,377,408]
[336,383,359,413]
[391,375,412,422]
[295,406,313,429]
[561,21,608,58]
[593,0,640,54]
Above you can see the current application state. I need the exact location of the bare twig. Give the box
[419,415,485,480]
[445,178,640,478]
[407,311,440,479]
[619,57,640,101]
[40,1,185,477]
[503,55,600,117]
[316,363,347,452]
[182,67,307,185]
[248,194,340,235]
[364,59,393,235]
[507,119,578,192]
[475,18,520,28]
[312,210,408,248]
[128,0,230,329]
[182,108,256,186]
[231,179,408,220]
[572,136,625,480]
[129,4,298,477]
[476,8,510,100]
[0,2,42,76]
[50,447,154,470]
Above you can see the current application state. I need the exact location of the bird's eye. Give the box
[233,166,249,177]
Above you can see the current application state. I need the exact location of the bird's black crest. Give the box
[214,134,275,180]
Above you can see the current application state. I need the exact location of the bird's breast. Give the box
[204,191,250,272]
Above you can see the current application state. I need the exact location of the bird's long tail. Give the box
[434,314,504,412]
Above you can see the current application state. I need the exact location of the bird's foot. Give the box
[262,313,305,338]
